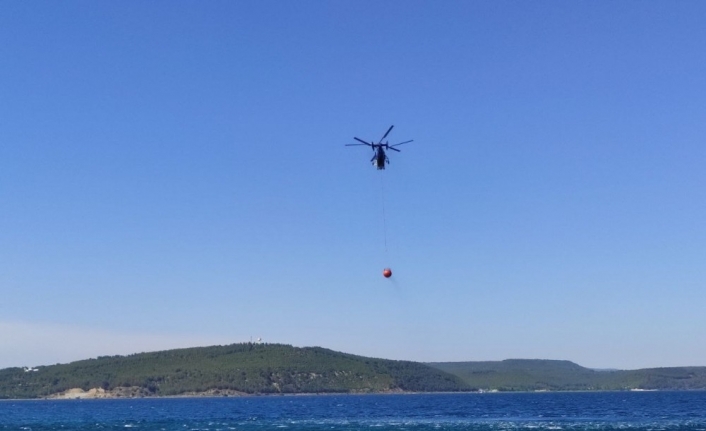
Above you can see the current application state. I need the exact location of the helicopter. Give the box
[346,125,413,170]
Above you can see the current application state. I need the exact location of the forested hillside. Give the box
[4,346,705,399]
[429,359,706,391]
[0,343,468,399]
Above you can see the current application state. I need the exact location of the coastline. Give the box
[3,386,414,401]
[1,388,684,402]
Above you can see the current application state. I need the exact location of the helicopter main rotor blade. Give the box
[390,140,413,147]
[378,125,394,144]
[388,147,401,152]
[353,137,373,146]
[345,143,370,146]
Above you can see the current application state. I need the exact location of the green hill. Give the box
[5,346,706,399]
[0,343,468,399]
[428,359,706,391]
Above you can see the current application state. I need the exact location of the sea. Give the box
[2,392,706,431]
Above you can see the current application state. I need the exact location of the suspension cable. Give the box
[379,171,388,254]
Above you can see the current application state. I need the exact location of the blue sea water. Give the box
[2,392,706,431]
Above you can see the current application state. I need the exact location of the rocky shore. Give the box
[47,387,248,399]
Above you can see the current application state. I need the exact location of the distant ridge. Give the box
[3,345,706,399]
[428,359,706,391]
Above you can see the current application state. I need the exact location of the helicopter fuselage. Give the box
[373,146,388,169]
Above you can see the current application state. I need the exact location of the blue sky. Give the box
[1,1,705,370]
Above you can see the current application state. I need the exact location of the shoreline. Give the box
[2,388,693,402]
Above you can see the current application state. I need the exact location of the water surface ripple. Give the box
[2,392,706,431]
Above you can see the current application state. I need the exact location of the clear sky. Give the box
[1,1,705,371]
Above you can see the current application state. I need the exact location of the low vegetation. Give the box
[3,345,706,399]
[0,343,467,399]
